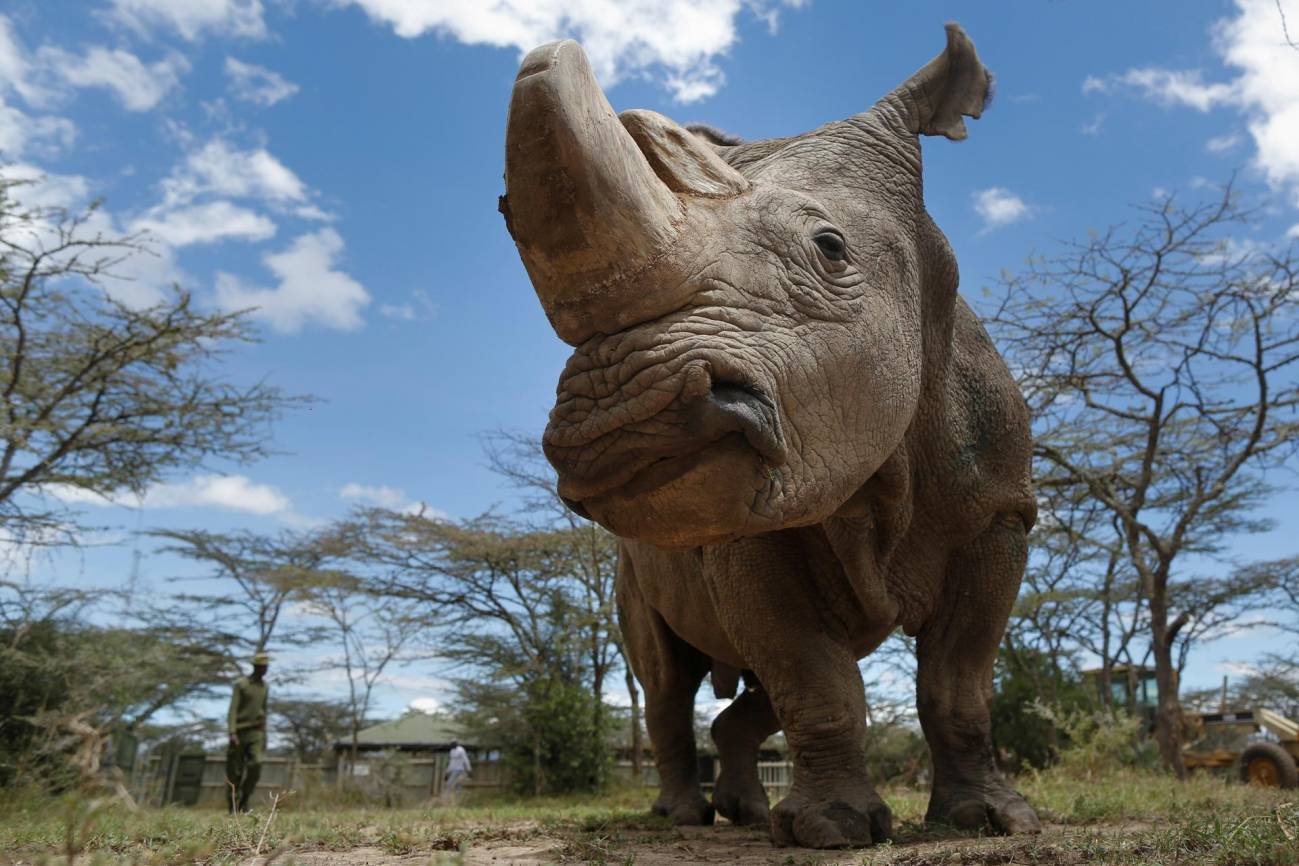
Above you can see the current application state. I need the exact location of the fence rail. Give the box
[128,752,792,808]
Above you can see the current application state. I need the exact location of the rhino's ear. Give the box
[620,109,750,197]
[878,22,992,141]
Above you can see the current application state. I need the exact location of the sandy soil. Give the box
[284,821,1151,866]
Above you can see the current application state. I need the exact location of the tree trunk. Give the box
[625,666,642,778]
[592,664,605,737]
[349,716,361,790]
[533,733,543,797]
[1149,589,1186,780]
[1098,660,1113,711]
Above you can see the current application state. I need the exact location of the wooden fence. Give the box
[128,751,792,808]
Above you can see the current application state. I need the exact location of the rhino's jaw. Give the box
[577,434,774,548]
[546,366,789,548]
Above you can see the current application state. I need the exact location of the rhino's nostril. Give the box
[711,379,774,410]
[688,381,787,466]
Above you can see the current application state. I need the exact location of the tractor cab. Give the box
[1081,664,1159,729]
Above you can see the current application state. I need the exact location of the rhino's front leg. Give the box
[917,514,1040,835]
[618,555,715,826]
[704,534,891,849]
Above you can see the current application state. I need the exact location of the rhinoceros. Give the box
[499,23,1040,849]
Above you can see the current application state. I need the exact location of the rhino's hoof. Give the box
[927,786,1041,835]
[771,792,892,848]
[653,794,715,826]
[712,782,770,827]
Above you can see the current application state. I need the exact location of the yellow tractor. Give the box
[1083,665,1299,788]
[1183,708,1299,789]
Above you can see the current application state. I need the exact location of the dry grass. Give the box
[0,770,1294,866]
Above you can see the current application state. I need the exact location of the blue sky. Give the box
[3,0,1297,721]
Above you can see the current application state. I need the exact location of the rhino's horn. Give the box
[503,41,684,340]
[876,22,992,141]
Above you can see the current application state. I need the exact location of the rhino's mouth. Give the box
[552,377,787,506]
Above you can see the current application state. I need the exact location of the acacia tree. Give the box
[1263,556,1299,626]
[274,698,352,763]
[1011,474,1150,713]
[0,173,296,544]
[1230,556,1299,716]
[152,528,332,660]
[344,509,614,792]
[294,569,429,770]
[481,432,634,771]
[989,184,1299,777]
[0,580,230,788]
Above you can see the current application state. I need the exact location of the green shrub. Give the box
[506,676,611,796]
[1028,700,1154,777]
[863,722,928,785]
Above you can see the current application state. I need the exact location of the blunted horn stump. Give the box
[503,40,683,341]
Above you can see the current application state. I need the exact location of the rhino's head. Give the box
[502,24,992,548]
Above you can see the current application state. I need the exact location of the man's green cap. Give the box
[252,652,270,665]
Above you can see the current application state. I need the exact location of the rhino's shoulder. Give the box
[930,296,1034,526]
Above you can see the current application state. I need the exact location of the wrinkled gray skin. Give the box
[501,24,1042,849]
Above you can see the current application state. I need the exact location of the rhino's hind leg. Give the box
[710,679,780,826]
[618,555,714,826]
[917,513,1041,835]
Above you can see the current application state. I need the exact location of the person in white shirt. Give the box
[443,740,471,802]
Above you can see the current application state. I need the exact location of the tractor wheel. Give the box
[1237,741,1298,789]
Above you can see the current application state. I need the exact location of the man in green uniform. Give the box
[226,652,270,813]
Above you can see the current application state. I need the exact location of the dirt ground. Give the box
[283,820,1157,866]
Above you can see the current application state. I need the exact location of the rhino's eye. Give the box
[813,230,847,262]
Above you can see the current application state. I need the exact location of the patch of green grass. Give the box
[860,772,1299,866]
[1017,766,1290,826]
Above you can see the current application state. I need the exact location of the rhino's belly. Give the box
[624,542,748,668]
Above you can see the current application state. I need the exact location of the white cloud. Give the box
[340,483,410,510]
[972,187,1033,231]
[1206,132,1242,153]
[224,57,298,107]
[215,228,370,333]
[141,136,326,260]
[0,102,76,158]
[409,697,442,714]
[0,16,76,158]
[0,16,26,92]
[293,203,334,221]
[145,474,290,513]
[1212,613,1280,639]
[0,15,52,105]
[38,45,188,112]
[1082,68,1235,111]
[107,0,268,41]
[339,482,447,518]
[2,164,178,307]
[1086,0,1299,208]
[1215,0,1299,205]
[161,138,309,208]
[1081,113,1105,136]
[378,289,436,322]
[47,473,292,516]
[378,303,415,320]
[333,0,807,103]
[132,200,276,246]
